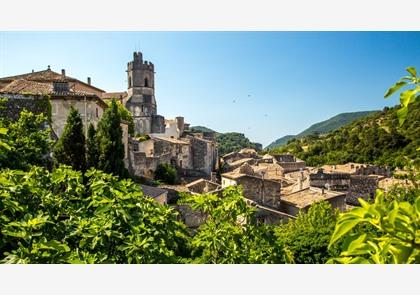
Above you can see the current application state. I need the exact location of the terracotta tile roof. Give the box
[140,184,168,199]
[0,69,66,82]
[281,187,345,209]
[0,79,52,95]
[0,79,98,97]
[0,69,105,93]
[101,92,127,100]
[151,135,189,145]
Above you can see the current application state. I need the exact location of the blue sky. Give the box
[1,32,419,146]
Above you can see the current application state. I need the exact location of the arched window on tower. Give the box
[128,77,132,88]
[144,77,149,87]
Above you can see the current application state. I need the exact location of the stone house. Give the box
[1,52,219,183]
[0,68,108,138]
[272,153,306,173]
[221,163,282,209]
[139,184,168,205]
[186,178,221,194]
[309,167,383,205]
[280,187,346,216]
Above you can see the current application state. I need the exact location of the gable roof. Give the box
[0,68,106,93]
[140,184,168,199]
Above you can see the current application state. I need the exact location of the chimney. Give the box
[32,69,34,73]
[298,177,303,190]
[87,77,91,85]
[61,69,66,77]
[47,65,51,70]
[321,188,325,194]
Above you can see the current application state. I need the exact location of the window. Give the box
[144,77,149,87]
[96,108,98,118]
[128,77,132,88]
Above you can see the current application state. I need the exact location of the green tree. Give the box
[276,201,340,264]
[0,127,10,152]
[53,107,86,171]
[0,166,189,263]
[180,186,293,263]
[96,100,126,177]
[328,190,419,264]
[155,163,178,184]
[0,110,51,170]
[384,66,419,126]
[106,99,135,136]
[86,123,99,169]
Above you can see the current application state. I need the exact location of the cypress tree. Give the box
[86,123,99,169]
[96,99,126,177]
[53,106,86,171]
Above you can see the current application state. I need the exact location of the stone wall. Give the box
[174,204,207,229]
[50,98,104,138]
[0,93,51,121]
[186,179,220,194]
[273,154,295,162]
[236,176,282,209]
[347,175,379,205]
[277,161,306,173]
[309,170,351,191]
[151,115,165,133]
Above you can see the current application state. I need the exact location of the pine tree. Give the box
[96,99,126,177]
[86,123,99,169]
[53,106,86,171]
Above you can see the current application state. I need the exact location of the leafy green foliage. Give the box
[216,132,262,155]
[328,190,419,264]
[384,66,419,126]
[95,100,126,177]
[86,123,99,169]
[270,102,419,169]
[180,186,293,263]
[0,127,10,152]
[275,201,340,264]
[266,111,378,149]
[53,107,86,171]
[0,110,52,170]
[155,163,178,185]
[0,166,189,263]
[109,100,135,136]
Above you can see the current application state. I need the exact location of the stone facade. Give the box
[309,168,381,205]
[0,70,108,139]
[309,169,351,191]
[221,167,282,209]
[125,52,165,135]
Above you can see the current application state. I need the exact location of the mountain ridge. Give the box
[266,110,379,149]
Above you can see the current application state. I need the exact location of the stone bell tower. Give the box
[125,52,164,135]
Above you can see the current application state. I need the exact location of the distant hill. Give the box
[269,103,419,169]
[266,111,379,149]
[188,126,262,156]
[189,126,215,133]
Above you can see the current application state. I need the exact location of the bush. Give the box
[155,163,178,184]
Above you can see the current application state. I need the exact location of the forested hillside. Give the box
[269,102,419,169]
[188,126,262,156]
[266,111,378,149]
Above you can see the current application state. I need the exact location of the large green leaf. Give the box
[328,216,362,248]
[384,81,407,98]
[406,66,417,77]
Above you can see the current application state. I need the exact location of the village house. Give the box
[309,165,389,205]
[280,187,346,216]
[0,67,108,138]
[139,184,169,205]
[0,51,219,181]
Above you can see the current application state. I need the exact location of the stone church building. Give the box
[0,51,218,179]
